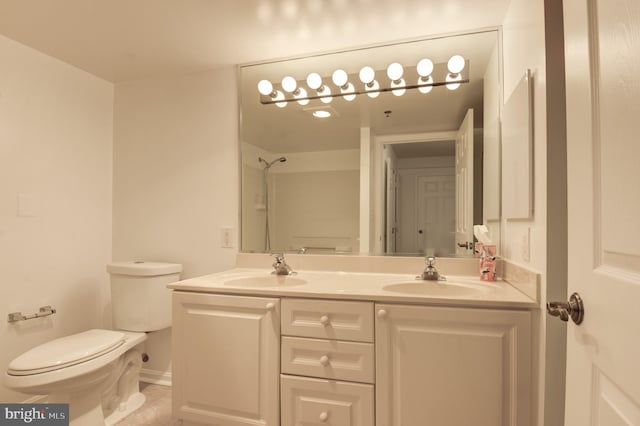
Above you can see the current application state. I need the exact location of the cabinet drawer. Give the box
[281,336,374,384]
[281,298,374,342]
[281,374,374,426]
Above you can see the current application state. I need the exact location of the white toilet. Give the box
[4,261,181,426]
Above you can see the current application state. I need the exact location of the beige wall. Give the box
[0,35,114,402]
[483,42,502,246]
[502,1,548,425]
[112,67,239,380]
[0,1,554,411]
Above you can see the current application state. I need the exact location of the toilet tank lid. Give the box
[107,261,182,276]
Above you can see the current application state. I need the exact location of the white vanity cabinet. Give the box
[172,291,280,426]
[375,303,532,426]
[170,288,533,426]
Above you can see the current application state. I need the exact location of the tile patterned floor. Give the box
[115,383,181,425]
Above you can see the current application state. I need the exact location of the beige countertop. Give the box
[168,267,536,309]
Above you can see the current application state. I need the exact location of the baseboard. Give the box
[139,368,172,386]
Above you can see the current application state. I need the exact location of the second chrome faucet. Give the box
[271,253,296,276]
[419,256,444,281]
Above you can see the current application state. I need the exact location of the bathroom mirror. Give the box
[240,29,501,256]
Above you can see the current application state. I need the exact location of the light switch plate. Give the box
[221,227,234,248]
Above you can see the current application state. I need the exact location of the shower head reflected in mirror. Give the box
[259,156,287,169]
[258,156,288,252]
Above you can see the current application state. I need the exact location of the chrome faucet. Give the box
[271,253,295,275]
[420,256,442,281]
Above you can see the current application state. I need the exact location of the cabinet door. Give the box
[375,304,531,426]
[172,291,280,426]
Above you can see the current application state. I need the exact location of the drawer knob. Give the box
[319,315,330,326]
[319,355,330,366]
[319,411,329,422]
[266,302,275,310]
[377,309,387,319]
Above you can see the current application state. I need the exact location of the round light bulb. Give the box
[295,87,309,106]
[366,80,380,98]
[447,55,465,74]
[391,78,406,96]
[341,83,356,101]
[306,72,323,90]
[446,73,462,90]
[332,69,349,88]
[318,86,333,103]
[387,62,404,81]
[359,66,375,84]
[418,76,433,94]
[281,75,297,93]
[258,80,274,96]
[416,58,434,77]
[273,90,287,107]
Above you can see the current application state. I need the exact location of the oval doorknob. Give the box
[377,309,387,319]
[319,411,329,422]
[319,315,330,325]
[319,355,330,366]
[266,302,275,310]
[547,292,584,325]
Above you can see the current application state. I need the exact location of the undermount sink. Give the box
[224,275,307,287]
[383,280,497,296]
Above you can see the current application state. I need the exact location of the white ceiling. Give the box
[0,0,511,82]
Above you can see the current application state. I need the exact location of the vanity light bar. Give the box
[257,56,468,106]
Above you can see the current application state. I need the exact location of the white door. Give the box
[385,160,397,253]
[563,0,640,424]
[455,109,474,255]
[416,175,455,256]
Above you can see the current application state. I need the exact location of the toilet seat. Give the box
[7,329,125,376]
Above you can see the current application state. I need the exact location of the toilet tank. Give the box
[107,261,182,332]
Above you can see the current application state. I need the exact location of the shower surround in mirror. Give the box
[243,143,360,253]
[240,29,501,256]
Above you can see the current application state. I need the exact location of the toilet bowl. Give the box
[5,330,146,426]
[4,261,181,426]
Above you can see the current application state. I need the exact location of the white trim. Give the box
[359,127,372,253]
[372,131,458,253]
[139,368,172,387]
[375,131,457,145]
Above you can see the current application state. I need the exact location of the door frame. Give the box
[372,131,457,254]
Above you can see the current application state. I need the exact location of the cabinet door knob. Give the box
[266,302,275,310]
[377,309,387,319]
[319,411,329,422]
[319,355,330,366]
[319,315,330,325]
